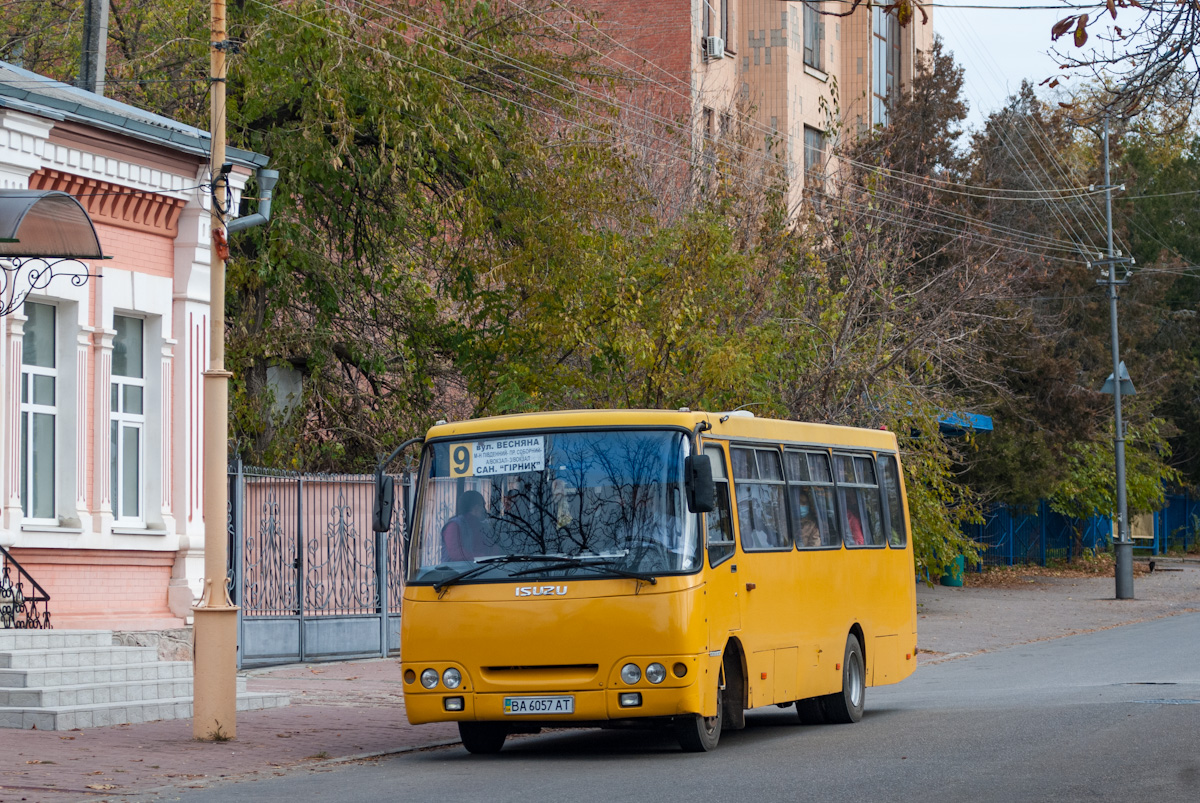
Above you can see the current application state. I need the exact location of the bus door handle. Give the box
[745,582,756,592]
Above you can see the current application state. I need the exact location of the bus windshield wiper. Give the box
[432,554,568,593]
[507,556,658,585]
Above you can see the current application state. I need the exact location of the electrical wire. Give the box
[844,158,1102,201]
[936,9,1110,258]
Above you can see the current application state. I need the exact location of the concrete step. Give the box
[0,644,158,669]
[0,630,113,651]
[0,690,290,731]
[0,660,192,689]
[0,675,246,707]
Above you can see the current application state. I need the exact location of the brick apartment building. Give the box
[584,0,933,209]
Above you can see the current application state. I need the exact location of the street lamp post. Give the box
[1099,117,1134,601]
[192,0,239,740]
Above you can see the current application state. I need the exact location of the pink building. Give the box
[0,61,268,630]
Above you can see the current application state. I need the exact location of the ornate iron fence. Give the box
[229,461,408,667]
[0,544,51,629]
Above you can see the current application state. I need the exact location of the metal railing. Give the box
[968,493,1200,568]
[0,544,51,629]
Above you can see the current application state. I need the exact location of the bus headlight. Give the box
[645,663,667,684]
[442,668,462,689]
[620,663,641,684]
[420,668,439,689]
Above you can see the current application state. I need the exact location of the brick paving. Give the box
[1,558,1197,802]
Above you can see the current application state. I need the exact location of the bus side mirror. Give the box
[685,455,716,514]
[373,475,396,533]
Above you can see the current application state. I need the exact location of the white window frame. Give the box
[20,302,57,524]
[111,315,146,526]
[872,7,901,126]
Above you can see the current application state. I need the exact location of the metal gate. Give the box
[228,462,407,668]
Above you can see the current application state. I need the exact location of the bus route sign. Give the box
[449,436,545,478]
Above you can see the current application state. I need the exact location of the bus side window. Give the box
[805,452,841,547]
[878,454,908,547]
[786,450,831,549]
[705,446,736,567]
[855,456,887,546]
[732,447,790,551]
[834,454,867,547]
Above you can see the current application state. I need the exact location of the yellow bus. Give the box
[375,409,917,753]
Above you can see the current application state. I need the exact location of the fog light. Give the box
[672,662,687,678]
[420,668,439,689]
[620,663,641,684]
[618,692,642,708]
[442,667,462,689]
[646,663,666,684]
[444,696,464,712]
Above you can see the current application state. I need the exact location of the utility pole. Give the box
[1100,116,1134,600]
[79,0,109,95]
[192,0,239,740]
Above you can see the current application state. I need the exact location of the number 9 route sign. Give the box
[449,436,545,478]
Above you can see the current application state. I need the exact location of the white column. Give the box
[1,314,25,545]
[160,338,176,526]
[73,330,94,534]
[169,187,212,615]
[92,327,115,534]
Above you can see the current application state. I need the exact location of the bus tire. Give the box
[675,670,723,752]
[821,633,865,724]
[795,697,826,725]
[458,722,508,754]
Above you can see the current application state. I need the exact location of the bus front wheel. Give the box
[675,671,723,752]
[458,722,508,754]
[821,633,865,724]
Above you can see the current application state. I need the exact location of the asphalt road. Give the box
[159,612,1200,803]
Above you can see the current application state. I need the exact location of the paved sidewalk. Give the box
[1,559,1197,802]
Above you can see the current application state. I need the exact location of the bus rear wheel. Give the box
[458,722,508,754]
[675,671,723,752]
[821,633,865,724]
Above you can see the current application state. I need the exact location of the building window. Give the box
[111,315,145,524]
[20,302,56,521]
[804,1,825,71]
[872,7,901,125]
[804,126,826,186]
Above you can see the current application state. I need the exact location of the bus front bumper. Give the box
[405,684,703,726]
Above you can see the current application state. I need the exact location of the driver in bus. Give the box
[442,490,496,561]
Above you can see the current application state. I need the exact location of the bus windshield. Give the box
[408,429,701,585]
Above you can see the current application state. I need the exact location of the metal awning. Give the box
[0,190,104,259]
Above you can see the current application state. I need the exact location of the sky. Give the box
[930,1,1076,134]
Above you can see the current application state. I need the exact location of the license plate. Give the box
[503,695,575,715]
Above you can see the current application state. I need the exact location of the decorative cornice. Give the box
[30,168,185,237]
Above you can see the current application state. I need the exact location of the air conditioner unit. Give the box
[705,36,725,60]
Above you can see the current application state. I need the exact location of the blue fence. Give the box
[967,500,1112,567]
[1153,492,1199,554]
[966,493,1200,568]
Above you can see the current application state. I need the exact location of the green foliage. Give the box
[1048,412,1179,521]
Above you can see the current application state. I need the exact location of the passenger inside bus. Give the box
[793,487,822,548]
[442,490,495,561]
[844,493,866,546]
